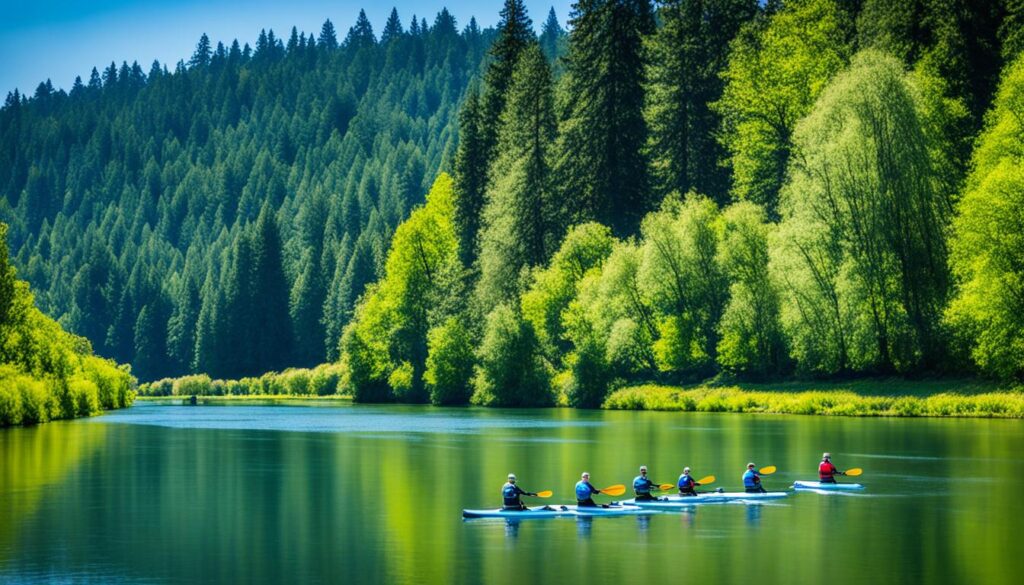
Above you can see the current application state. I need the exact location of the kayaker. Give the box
[633,465,658,501]
[818,453,845,484]
[502,473,537,511]
[575,472,602,507]
[743,463,766,493]
[677,467,700,496]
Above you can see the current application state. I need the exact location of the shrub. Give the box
[69,377,100,416]
[173,374,213,396]
[424,318,475,405]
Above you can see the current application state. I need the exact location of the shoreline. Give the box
[603,382,1024,418]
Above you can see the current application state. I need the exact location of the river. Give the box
[1,402,1021,584]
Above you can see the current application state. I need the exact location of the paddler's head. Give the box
[684,467,691,474]
[823,453,831,460]
[581,472,590,480]
[508,473,516,483]
[640,465,648,476]
[747,463,756,470]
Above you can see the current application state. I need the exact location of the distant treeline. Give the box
[336,0,1024,407]
[0,7,574,381]
[1,223,134,427]
[138,363,344,397]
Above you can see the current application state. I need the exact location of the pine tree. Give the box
[250,204,293,373]
[555,0,656,236]
[452,88,486,266]
[382,8,405,43]
[290,251,327,367]
[645,0,757,204]
[190,33,213,68]
[479,0,535,178]
[539,7,566,62]
[166,276,200,373]
[318,19,339,49]
[345,10,377,50]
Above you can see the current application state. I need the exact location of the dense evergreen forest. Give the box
[1,222,134,426]
[0,8,555,381]
[6,0,1024,408]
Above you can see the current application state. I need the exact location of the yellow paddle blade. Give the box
[845,468,863,477]
[599,485,626,497]
[759,466,777,475]
[658,483,675,491]
[534,490,553,498]
[696,475,715,485]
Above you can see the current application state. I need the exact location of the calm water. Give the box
[1,402,1022,584]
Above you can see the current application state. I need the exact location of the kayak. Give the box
[462,505,575,519]
[624,492,789,508]
[567,504,654,516]
[792,481,865,490]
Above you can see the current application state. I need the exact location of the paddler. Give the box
[502,473,537,511]
[677,467,700,496]
[575,472,602,507]
[818,453,846,484]
[743,462,766,493]
[633,465,658,501]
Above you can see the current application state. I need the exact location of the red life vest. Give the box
[819,461,837,480]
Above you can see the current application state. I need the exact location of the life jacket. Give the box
[633,475,653,494]
[575,481,594,501]
[819,461,837,481]
[743,469,759,488]
[678,474,694,489]
[503,483,521,507]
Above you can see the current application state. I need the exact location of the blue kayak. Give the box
[624,492,789,508]
[792,481,865,490]
[462,506,575,519]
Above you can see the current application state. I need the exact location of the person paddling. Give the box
[743,463,766,493]
[818,453,846,484]
[502,473,538,511]
[677,467,701,496]
[633,465,659,501]
[575,472,602,507]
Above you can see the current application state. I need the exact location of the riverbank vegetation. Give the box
[604,383,1024,418]
[137,363,344,397]
[1,224,134,427]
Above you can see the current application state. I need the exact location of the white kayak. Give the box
[567,504,654,516]
[623,492,789,508]
[792,481,865,490]
[462,505,576,519]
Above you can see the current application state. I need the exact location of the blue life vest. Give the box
[633,475,653,494]
[575,481,594,500]
[742,469,759,488]
[503,482,521,506]
[678,474,694,489]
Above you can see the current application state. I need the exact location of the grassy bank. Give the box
[603,380,1024,418]
[137,395,352,405]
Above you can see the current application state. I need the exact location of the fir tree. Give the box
[318,19,339,49]
[452,88,486,266]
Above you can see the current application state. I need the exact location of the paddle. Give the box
[657,483,675,491]
[531,490,553,498]
[695,475,715,486]
[844,468,863,477]
[759,466,777,475]
[597,484,626,497]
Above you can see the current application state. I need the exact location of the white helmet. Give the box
[508,473,516,481]
[581,471,590,478]
[684,467,691,474]
[640,465,648,472]
[823,453,831,459]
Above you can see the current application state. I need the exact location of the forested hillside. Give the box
[338,0,1024,407]
[0,8,543,381]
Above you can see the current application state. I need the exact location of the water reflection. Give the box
[576,517,593,540]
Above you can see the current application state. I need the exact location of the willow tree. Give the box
[947,53,1024,378]
[771,50,950,375]
[715,0,851,216]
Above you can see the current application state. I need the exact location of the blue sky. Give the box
[1,1,572,96]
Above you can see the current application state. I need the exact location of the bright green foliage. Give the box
[645,0,757,203]
[947,53,1024,378]
[340,174,462,402]
[472,304,552,406]
[521,222,614,362]
[0,223,135,427]
[772,50,950,374]
[424,317,475,405]
[715,0,851,215]
[139,363,346,396]
[639,195,728,373]
[716,202,787,377]
[477,43,559,309]
[555,0,656,236]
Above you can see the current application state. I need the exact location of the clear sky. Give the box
[1,1,572,96]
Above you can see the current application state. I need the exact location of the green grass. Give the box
[603,379,1024,418]
[137,394,352,404]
